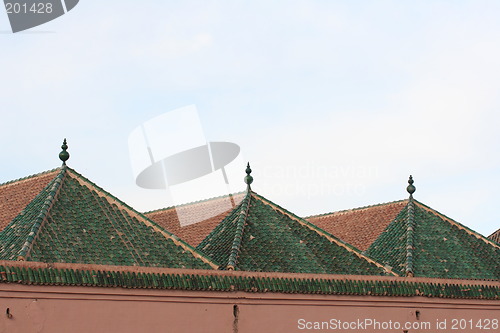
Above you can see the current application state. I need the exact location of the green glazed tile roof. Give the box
[0,261,498,299]
[197,191,394,276]
[366,200,500,280]
[0,167,215,270]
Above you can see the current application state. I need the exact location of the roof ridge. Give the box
[414,200,500,249]
[305,199,408,219]
[0,168,60,188]
[405,199,415,277]
[196,200,246,256]
[227,191,252,270]
[251,192,398,276]
[65,167,219,269]
[18,167,67,261]
[144,191,246,214]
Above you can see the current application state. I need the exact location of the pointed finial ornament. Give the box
[244,162,253,189]
[407,175,416,197]
[59,138,70,165]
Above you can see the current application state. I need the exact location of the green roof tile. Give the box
[0,169,65,260]
[366,200,500,280]
[198,191,393,276]
[0,167,216,270]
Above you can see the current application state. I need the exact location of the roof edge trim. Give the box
[414,201,500,249]
[305,199,409,219]
[145,191,246,214]
[0,168,60,188]
[1,260,497,298]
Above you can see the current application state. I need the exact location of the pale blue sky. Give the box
[1,1,499,236]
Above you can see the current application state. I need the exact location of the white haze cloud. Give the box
[0,1,499,236]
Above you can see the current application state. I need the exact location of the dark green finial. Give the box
[59,138,70,165]
[407,175,416,196]
[244,162,253,187]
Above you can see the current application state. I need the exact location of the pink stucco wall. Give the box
[1,283,499,333]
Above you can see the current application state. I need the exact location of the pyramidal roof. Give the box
[366,197,500,280]
[0,165,216,270]
[197,189,395,276]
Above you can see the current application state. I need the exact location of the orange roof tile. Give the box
[306,200,408,251]
[146,193,245,247]
[489,229,500,243]
[0,169,58,232]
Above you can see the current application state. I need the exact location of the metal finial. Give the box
[59,138,70,165]
[407,175,416,196]
[244,162,253,186]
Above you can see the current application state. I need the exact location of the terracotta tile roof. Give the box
[145,193,245,247]
[489,229,500,243]
[306,200,408,251]
[0,167,216,270]
[0,169,58,232]
[1,260,498,299]
[197,191,395,276]
[366,200,500,280]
